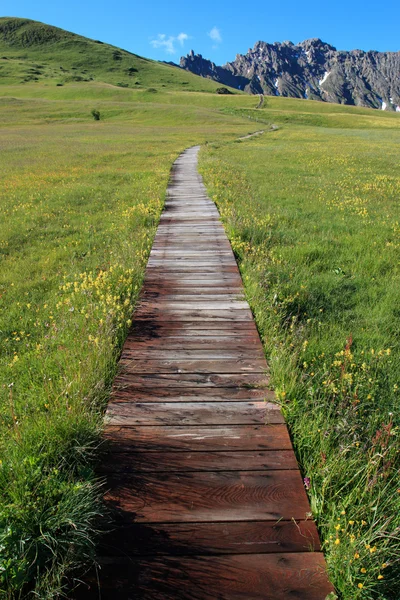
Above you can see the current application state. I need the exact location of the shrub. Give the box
[216,87,232,95]
[91,109,100,121]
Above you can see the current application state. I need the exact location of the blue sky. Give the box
[2,0,399,65]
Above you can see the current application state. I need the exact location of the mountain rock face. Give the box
[180,40,400,111]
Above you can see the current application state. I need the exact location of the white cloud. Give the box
[150,32,189,55]
[208,26,222,44]
[177,33,189,46]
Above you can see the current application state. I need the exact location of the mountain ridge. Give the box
[180,38,400,110]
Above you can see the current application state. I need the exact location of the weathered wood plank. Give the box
[110,387,276,403]
[103,470,310,522]
[113,372,269,389]
[140,293,246,300]
[97,520,321,555]
[117,358,267,374]
[76,553,333,599]
[123,339,262,351]
[137,301,250,310]
[121,350,264,362]
[121,348,265,359]
[104,425,290,451]
[105,401,283,426]
[133,309,254,322]
[99,450,297,473]
[129,321,258,332]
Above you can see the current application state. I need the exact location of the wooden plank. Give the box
[121,349,265,359]
[139,294,246,301]
[150,249,233,255]
[121,349,264,360]
[113,373,269,389]
[76,553,333,599]
[100,450,297,473]
[117,358,267,374]
[105,401,283,426]
[97,520,321,555]
[133,309,254,322]
[104,425,290,452]
[138,286,246,295]
[128,321,261,332]
[110,387,276,403]
[137,302,250,310]
[103,470,310,522]
[123,340,263,351]
[143,278,244,286]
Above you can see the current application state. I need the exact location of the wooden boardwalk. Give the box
[82,147,334,599]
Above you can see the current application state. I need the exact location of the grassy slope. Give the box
[0,17,228,92]
[200,112,400,599]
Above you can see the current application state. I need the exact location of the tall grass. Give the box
[200,121,400,599]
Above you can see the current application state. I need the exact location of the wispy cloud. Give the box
[208,26,222,45]
[150,32,189,55]
[177,33,189,45]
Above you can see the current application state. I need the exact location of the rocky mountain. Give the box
[180,39,400,111]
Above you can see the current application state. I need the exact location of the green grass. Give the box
[199,119,400,599]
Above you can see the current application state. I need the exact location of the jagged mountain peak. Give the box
[181,38,400,110]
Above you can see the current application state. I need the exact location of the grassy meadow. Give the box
[200,113,400,599]
[0,18,399,597]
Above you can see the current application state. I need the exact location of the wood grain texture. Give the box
[105,401,283,426]
[110,386,276,403]
[104,470,311,522]
[104,425,292,451]
[117,357,267,374]
[79,146,332,599]
[99,450,298,473]
[98,520,321,556]
[76,553,333,599]
[113,373,270,392]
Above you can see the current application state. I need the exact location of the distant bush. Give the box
[117,82,129,88]
[56,83,63,86]
[216,87,233,95]
[146,88,157,93]
[127,67,138,75]
[91,109,100,121]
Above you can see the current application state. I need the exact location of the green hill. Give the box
[0,17,228,92]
